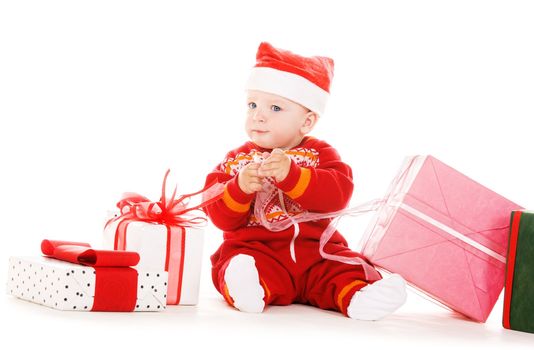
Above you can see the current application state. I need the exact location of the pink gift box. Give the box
[359,155,522,322]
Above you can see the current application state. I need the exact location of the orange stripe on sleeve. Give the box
[222,184,251,213]
[285,167,311,199]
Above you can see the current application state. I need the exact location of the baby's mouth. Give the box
[252,130,269,134]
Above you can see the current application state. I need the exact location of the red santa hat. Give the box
[245,42,334,116]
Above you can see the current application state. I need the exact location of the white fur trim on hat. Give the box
[245,67,330,115]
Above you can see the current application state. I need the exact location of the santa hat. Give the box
[245,42,334,116]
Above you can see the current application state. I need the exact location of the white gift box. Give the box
[104,219,204,305]
[7,256,167,311]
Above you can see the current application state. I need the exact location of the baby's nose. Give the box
[252,109,266,122]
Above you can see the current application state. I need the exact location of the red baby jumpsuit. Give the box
[204,136,382,316]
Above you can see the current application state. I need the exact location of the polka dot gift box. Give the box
[103,170,224,306]
[7,240,167,312]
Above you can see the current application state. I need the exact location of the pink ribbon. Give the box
[253,178,383,280]
[246,152,411,280]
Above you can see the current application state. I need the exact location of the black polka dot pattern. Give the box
[135,269,167,311]
[7,257,96,311]
[7,257,168,312]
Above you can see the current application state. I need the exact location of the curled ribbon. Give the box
[105,169,225,230]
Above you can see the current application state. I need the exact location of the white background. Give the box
[1,1,533,349]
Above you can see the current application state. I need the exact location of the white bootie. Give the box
[224,254,265,313]
[347,274,407,321]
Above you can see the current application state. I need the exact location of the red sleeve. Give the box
[275,139,353,213]
[204,144,256,231]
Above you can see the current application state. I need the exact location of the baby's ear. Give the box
[302,111,319,133]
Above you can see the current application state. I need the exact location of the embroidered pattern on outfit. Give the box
[221,148,319,226]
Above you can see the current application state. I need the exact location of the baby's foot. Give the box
[347,274,407,321]
[224,254,265,313]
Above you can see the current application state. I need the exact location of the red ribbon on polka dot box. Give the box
[6,240,168,312]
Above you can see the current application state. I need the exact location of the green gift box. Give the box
[503,210,534,333]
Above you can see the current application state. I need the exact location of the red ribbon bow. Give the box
[104,170,224,305]
[41,240,140,311]
[108,169,223,228]
[41,239,140,267]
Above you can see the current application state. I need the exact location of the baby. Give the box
[204,42,407,320]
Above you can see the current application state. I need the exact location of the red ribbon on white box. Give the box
[41,239,140,311]
[105,170,223,305]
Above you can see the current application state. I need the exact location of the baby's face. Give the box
[245,90,312,150]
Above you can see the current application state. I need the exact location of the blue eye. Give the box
[271,105,281,112]
[248,102,257,109]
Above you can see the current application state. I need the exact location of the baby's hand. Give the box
[258,149,291,182]
[237,162,264,194]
